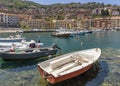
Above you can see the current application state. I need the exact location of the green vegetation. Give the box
[101,9,109,16]
[57,15,65,20]
[38,78,48,86]
[0,0,42,9]
[102,82,113,86]
[92,14,102,18]
[20,21,30,30]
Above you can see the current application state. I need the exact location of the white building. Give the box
[0,13,20,28]
[7,14,20,27]
[0,13,8,27]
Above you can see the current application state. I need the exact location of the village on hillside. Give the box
[0,1,120,31]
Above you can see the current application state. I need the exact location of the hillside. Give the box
[0,0,42,9]
[0,0,120,19]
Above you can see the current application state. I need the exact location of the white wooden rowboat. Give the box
[38,48,101,84]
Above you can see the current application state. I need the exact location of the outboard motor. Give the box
[52,44,61,50]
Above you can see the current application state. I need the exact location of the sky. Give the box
[29,0,120,5]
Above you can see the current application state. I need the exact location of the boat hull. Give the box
[51,33,70,37]
[38,63,93,84]
[0,42,43,47]
[0,49,57,61]
[37,48,101,84]
[0,38,25,42]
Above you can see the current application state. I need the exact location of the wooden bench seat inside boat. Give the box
[48,54,92,77]
[50,54,90,70]
[51,60,79,77]
[50,59,90,77]
[50,55,74,70]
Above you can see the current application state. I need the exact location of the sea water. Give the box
[0,31,120,86]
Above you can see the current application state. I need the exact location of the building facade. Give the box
[110,16,120,28]
[26,19,46,29]
[7,14,20,27]
[0,13,20,28]
[0,13,8,27]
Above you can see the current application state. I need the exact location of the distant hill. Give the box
[0,0,119,19]
[0,0,42,9]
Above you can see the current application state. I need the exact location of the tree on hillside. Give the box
[20,21,30,30]
[57,15,65,20]
[101,9,109,16]
[117,8,120,15]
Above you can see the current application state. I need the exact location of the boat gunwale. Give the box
[0,47,56,54]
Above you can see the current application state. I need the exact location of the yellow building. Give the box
[110,16,120,28]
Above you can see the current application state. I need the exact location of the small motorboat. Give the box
[51,32,71,37]
[84,30,93,34]
[0,40,44,52]
[0,31,25,42]
[37,48,101,84]
[0,40,43,48]
[0,44,60,61]
[0,35,25,42]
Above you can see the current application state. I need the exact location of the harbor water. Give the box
[0,31,120,86]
